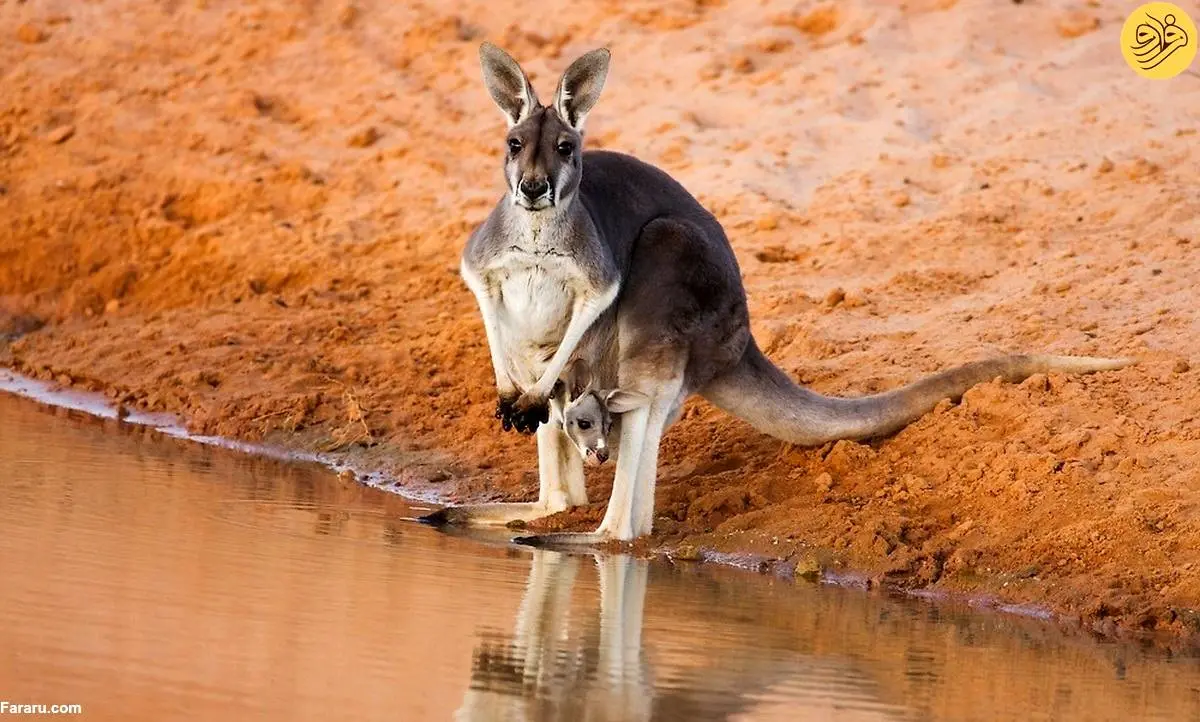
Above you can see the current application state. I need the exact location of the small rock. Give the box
[16,23,48,44]
[697,61,724,81]
[1056,10,1100,38]
[336,2,358,27]
[671,545,702,561]
[730,54,755,74]
[1174,359,1191,374]
[116,404,131,421]
[890,190,911,208]
[1127,158,1160,180]
[1097,157,1114,174]
[779,6,840,36]
[824,288,846,308]
[755,37,793,54]
[104,299,120,314]
[46,125,75,144]
[1014,564,1039,579]
[347,126,381,148]
[755,214,779,231]
[337,469,355,482]
[795,557,822,581]
[1022,373,1050,392]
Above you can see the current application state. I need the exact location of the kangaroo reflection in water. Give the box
[455,551,654,722]
[452,550,895,722]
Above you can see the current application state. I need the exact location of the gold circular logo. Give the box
[1121,2,1197,79]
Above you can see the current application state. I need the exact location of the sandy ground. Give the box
[2,0,1199,640]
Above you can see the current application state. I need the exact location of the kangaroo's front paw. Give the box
[511,391,550,434]
[495,394,521,432]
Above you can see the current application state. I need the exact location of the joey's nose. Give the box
[593,448,609,464]
[519,178,550,199]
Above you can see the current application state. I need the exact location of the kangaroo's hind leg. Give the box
[420,420,586,526]
[513,369,684,545]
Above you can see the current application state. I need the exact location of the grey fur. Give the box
[429,44,1137,543]
[479,42,540,126]
[553,48,610,130]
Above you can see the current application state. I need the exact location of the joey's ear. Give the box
[564,358,593,399]
[550,378,568,405]
[553,48,610,131]
[604,389,649,414]
[479,42,540,127]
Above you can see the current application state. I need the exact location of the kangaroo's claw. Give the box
[495,395,521,433]
[494,395,547,434]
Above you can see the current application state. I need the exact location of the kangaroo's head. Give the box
[478,42,610,212]
[552,359,647,467]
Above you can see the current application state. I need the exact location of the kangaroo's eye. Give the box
[507,138,523,154]
[576,419,592,431]
[556,141,574,157]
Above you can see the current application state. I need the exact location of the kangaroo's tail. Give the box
[699,340,1135,446]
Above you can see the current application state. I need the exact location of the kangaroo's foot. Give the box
[419,501,565,527]
[512,530,616,547]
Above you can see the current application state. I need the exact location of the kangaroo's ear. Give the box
[604,389,649,414]
[479,42,540,127]
[553,48,610,131]
[565,358,593,399]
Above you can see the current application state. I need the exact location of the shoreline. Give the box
[3,365,1196,652]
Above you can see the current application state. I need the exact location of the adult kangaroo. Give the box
[422,42,1134,544]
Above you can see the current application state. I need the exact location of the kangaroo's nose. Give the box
[519,178,550,199]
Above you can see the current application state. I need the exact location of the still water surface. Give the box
[1,392,1199,721]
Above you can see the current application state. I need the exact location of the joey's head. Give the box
[478,42,610,212]
[552,359,648,467]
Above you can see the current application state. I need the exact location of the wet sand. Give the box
[1,0,1199,639]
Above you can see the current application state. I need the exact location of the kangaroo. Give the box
[421,42,1135,543]
[552,358,649,467]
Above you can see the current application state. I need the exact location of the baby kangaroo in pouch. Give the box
[551,358,649,468]
[422,42,1136,544]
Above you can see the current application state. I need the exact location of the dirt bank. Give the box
[2,0,1199,641]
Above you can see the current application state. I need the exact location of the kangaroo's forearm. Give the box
[529,280,620,397]
[478,302,516,397]
[462,261,517,397]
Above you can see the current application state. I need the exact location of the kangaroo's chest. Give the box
[497,260,575,344]
[488,250,587,386]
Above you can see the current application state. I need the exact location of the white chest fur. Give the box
[494,254,579,385]
[484,211,587,386]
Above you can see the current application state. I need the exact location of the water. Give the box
[1,392,1199,722]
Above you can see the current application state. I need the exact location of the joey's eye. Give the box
[576,419,592,431]
[507,138,523,154]
[556,141,574,157]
